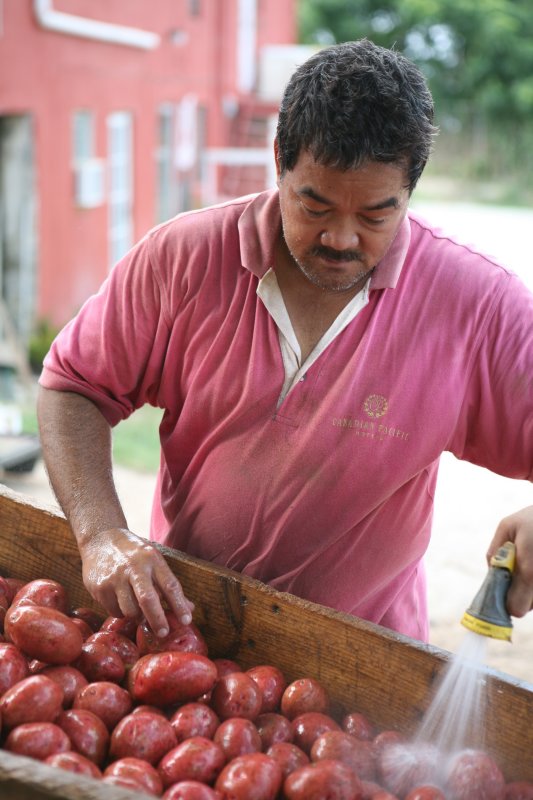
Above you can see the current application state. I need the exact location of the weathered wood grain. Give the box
[0,483,532,794]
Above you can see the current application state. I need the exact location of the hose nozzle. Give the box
[461,541,516,641]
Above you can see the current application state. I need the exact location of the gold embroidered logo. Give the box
[363,394,389,419]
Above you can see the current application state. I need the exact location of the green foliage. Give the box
[111,405,162,473]
[28,319,60,374]
[297,0,533,188]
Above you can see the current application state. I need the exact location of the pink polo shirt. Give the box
[40,189,533,641]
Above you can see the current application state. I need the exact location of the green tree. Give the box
[298,0,533,193]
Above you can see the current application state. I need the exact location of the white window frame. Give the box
[107,111,133,269]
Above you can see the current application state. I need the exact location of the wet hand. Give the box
[79,528,195,637]
[488,505,533,618]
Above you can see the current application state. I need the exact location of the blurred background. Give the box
[0,1,532,682]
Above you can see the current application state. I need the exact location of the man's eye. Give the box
[302,204,327,218]
[362,216,386,226]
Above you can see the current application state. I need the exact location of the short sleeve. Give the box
[449,272,533,480]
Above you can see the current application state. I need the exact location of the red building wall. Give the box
[0,0,297,329]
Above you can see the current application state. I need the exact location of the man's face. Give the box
[276,147,410,293]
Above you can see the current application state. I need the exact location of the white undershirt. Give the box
[257,268,371,406]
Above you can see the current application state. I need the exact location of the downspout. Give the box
[33,0,160,50]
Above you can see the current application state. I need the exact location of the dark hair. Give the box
[276,39,437,192]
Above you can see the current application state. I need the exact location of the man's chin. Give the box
[298,263,371,293]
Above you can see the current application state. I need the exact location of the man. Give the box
[38,39,533,642]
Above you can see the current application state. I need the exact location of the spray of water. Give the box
[381,632,491,791]
[415,630,489,756]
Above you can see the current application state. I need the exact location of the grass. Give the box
[23,400,162,473]
[111,405,162,473]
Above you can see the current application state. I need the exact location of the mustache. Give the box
[310,245,364,263]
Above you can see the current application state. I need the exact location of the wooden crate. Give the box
[0,484,532,798]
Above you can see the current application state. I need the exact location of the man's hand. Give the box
[488,505,533,618]
[80,528,194,637]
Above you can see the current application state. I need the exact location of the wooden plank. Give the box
[0,483,532,791]
[0,750,152,800]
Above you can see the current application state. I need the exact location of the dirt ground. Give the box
[3,452,532,686]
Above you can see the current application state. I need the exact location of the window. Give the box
[72,110,94,164]
[156,104,179,223]
[107,112,133,269]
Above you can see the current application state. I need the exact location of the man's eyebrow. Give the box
[362,197,400,211]
[298,187,400,212]
[298,186,333,205]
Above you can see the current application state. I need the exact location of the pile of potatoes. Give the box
[0,574,531,799]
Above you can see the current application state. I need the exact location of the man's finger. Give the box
[154,563,195,626]
[130,573,169,637]
[115,582,141,621]
[506,576,533,618]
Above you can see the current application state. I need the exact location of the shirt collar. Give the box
[237,187,411,289]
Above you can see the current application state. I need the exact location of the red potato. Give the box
[213,717,262,761]
[0,642,29,694]
[4,604,83,665]
[210,671,263,721]
[246,665,287,713]
[343,712,375,741]
[128,651,218,707]
[45,750,103,778]
[170,702,220,742]
[0,674,64,729]
[373,730,404,756]
[158,737,226,788]
[99,615,138,640]
[311,730,377,781]
[3,577,27,604]
[73,681,133,730]
[5,721,71,760]
[215,753,283,800]
[291,711,341,754]
[41,665,88,708]
[104,757,163,796]
[137,612,208,656]
[131,704,168,717]
[265,742,309,780]
[283,758,364,800]
[163,782,222,800]
[12,578,69,613]
[28,658,48,674]
[74,640,125,683]
[69,617,95,641]
[405,788,446,800]
[109,710,177,765]
[70,607,103,633]
[56,708,109,766]
[360,780,392,800]
[103,774,150,791]
[505,783,533,799]
[378,742,440,798]
[445,749,505,800]
[214,658,242,677]
[256,712,293,749]
[281,677,330,720]
[86,630,139,669]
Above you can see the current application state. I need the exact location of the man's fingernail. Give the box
[157,627,169,638]
[181,613,192,625]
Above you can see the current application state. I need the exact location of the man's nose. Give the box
[320,220,360,251]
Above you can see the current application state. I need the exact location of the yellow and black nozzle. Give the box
[461,540,516,641]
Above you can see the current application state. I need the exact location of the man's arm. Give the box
[37,386,193,636]
[488,506,533,618]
